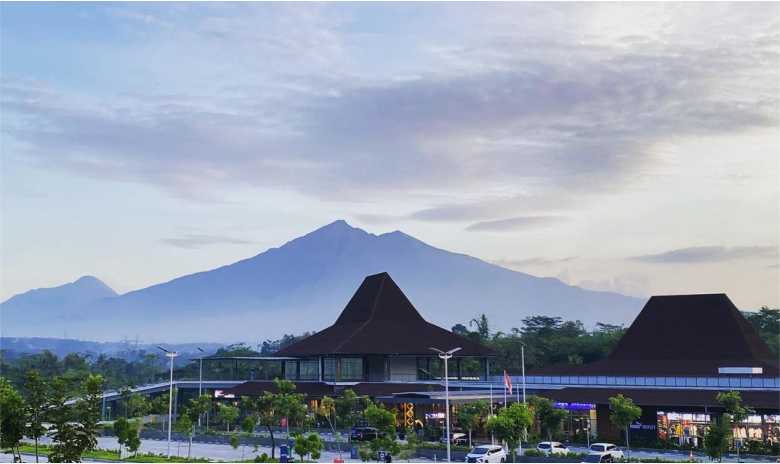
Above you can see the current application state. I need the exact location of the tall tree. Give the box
[24,370,48,463]
[716,391,753,462]
[364,403,400,460]
[486,402,534,462]
[218,403,240,432]
[456,400,489,447]
[608,394,642,460]
[530,396,568,442]
[469,314,491,341]
[174,411,196,459]
[743,307,779,355]
[704,415,731,462]
[48,374,104,462]
[242,378,307,459]
[0,377,26,462]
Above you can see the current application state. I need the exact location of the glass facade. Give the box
[512,375,780,389]
[299,360,319,380]
[657,411,711,447]
[203,358,282,381]
[340,358,363,380]
[657,412,780,448]
[322,357,364,381]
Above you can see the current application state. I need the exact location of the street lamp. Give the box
[429,346,461,463]
[157,346,179,459]
[197,347,205,427]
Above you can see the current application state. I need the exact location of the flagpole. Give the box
[503,372,507,406]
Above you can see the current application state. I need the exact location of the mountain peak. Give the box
[304,219,368,239]
[74,275,101,285]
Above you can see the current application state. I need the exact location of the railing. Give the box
[488,375,780,389]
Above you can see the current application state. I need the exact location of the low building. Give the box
[181,280,779,448]
[521,293,780,446]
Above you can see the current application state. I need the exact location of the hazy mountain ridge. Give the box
[0,337,223,360]
[1,220,644,342]
[2,275,116,307]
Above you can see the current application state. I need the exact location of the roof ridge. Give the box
[331,274,387,353]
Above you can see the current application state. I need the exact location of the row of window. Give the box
[492,375,780,388]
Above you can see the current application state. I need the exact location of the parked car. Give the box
[465,445,507,463]
[441,432,468,446]
[350,426,380,441]
[537,441,570,455]
[586,443,624,462]
[582,454,612,463]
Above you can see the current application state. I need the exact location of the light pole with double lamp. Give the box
[157,346,179,459]
[429,346,461,463]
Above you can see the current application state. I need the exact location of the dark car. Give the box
[350,426,380,441]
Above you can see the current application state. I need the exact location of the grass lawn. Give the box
[17,443,211,462]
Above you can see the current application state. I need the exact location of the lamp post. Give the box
[157,346,179,459]
[430,346,461,463]
[197,347,205,428]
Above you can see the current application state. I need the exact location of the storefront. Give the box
[657,411,710,447]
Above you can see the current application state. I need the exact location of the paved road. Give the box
[29,436,378,463]
[8,439,776,463]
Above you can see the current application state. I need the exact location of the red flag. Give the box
[503,370,513,395]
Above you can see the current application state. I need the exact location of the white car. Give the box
[465,444,507,463]
[585,443,624,462]
[442,432,468,446]
[537,441,570,455]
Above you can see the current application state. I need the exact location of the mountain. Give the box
[0,337,223,361]
[1,220,644,342]
[1,276,117,337]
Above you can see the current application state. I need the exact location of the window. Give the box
[299,360,319,380]
[323,358,336,381]
[284,360,297,379]
[340,358,364,380]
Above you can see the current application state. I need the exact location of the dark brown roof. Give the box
[609,294,775,363]
[532,293,780,377]
[276,272,494,357]
[543,387,780,410]
[224,381,444,398]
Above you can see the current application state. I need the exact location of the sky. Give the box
[1,2,778,309]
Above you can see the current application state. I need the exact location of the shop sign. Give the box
[554,402,595,411]
[630,422,656,430]
[213,389,235,399]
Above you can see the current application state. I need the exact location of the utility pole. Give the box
[430,346,462,463]
[157,346,179,459]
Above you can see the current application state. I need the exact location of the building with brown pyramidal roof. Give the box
[275,272,494,382]
[531,293,779,377]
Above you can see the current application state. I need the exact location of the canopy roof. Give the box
[276,272,494,357]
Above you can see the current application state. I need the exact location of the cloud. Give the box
[466,216,566,232]
[1,3,778,206]
[494,256,578,267]
[160,234,253,249]
[352,213,406,225]
[631,246,779,263]
[578,274,649,298]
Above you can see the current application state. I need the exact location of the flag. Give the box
[503,370,513,395]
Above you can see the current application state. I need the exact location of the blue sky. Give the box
[1,2,778,308]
